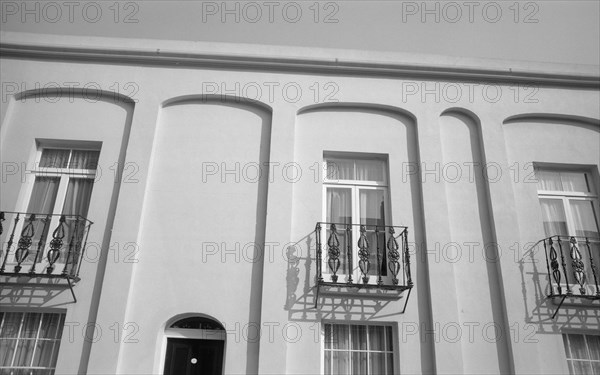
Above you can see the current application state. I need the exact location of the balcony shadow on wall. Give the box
[0,277,76,307]
[518,244,600,332]
[284,231,405,322]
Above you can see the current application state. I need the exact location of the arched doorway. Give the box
[163,316,225,375]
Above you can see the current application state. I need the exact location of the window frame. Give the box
[536,168,600,238]
[321,321,398,375]
[562,332,600,375]
[321,154,393,284]
[11,143,100,267]
[0,311,66,374]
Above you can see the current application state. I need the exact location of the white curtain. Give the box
[60,179,94,264]
[39,149,69,168]
[62,179,94,217]
[539,199,568,236]
[570,200,599,237]
[324,324,392,375]
[327,159,354,180]
[360,190,386,276]
[27,177,59,214]
[326,158,385,182]
[0,312,64,369]
[26,177,60,262]
[537,170,589,192]
[69,150,99,170]
[560,172,589,193]
[355,159,384,181]
[327,188,351,274]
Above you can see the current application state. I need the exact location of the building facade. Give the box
[0,31,599,375]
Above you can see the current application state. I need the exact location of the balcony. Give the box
[314,222,413,312]
[0,211,93,300]
[541,235,600,317]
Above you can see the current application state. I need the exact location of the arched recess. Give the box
[439,108,513,375]
[502,113,599,167]
[290,102,434,375]
[162,94,272,113]
[161,314,226,375]
[131,95,272,375]
[0,87,135,374]
[298,102,417,122]
[504,113,600,127]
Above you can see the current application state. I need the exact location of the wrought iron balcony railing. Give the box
[0,211,93,281]
[314,222,413,312]
[542,235,600,301]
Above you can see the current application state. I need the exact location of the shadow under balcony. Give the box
[314,222,413,313]
[0,211,93,302]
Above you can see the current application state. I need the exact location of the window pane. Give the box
[536,170,562,191]
[386,353,394,374]
[326,188,352,276]
[539,199,568,236]
[14,339,36,366]
[368,326,385,351]
[588,335,600,361]
[351,325,367,351]
[564,334,572,359]
[359,190,386,227]
[39,149,69,168]
[570,201,600,238]
[62,179,94,218]
[325,324,332,350]
[570,334,589,359]
[386,326,393,351]
[32,339,55,367]
[0,338,17,366]
[333,325,349,350]
[332,351,349,375]
[39,314,63,339]
[351,351,367,374]
[27,177,60,215]
[1,313,22,338]
[572,360,593,375]
[368,352,385,374]
[327,159,354,180]
[561,172,590,193]
[355,159,385,182]
[21,314,41,338]
[69,150,100,170]
[324,350,331,375]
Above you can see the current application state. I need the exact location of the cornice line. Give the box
[1,43,599,88]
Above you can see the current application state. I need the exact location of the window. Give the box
[322,154,391,283]
[563,333,600,375]
[323,323,395,375]
[0,312,66,375]
[536,168,600,295]
[536,169,599,238]
[24,147,99,264]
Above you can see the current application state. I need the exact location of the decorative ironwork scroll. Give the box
[327,223,341,282]
[14,214,35,273]
[357,225,370,284]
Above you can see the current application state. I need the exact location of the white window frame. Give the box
[536,168,600,238]
[321,322,397,375]
[562,332,600,375]
[0,311,66,374]
[321,154,392,285]
[10,143,100,267]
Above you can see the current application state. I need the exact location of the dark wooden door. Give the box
[164,338,224,375]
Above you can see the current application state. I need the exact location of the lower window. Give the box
[324,323,395,375]
[0,312,65,375]
[563,333,600,375]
